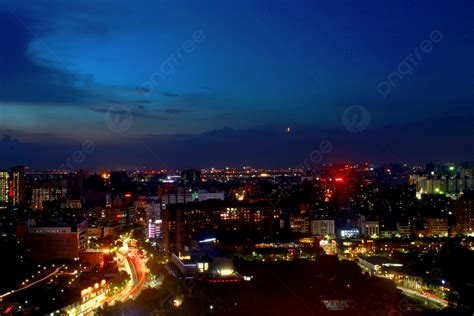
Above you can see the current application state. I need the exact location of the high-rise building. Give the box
[9,165,25,205]
[162,201,282,254]
[358,215,379,237]
[0,170,9,203]
[31,184,67,210]
[289,215,310,234]
[311,220,335,237]
[454,192,474,235]
[23,219,88,262]
[158,184,196,207]
[425,218,448,237]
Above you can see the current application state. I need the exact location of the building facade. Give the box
[0,170,9,203]
[311,220,335,237]
[9,166,25,205]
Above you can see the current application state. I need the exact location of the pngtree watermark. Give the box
[137,30,206,97]
[105,104,134,134]
[342,104,370,133]
[376,30,443,98]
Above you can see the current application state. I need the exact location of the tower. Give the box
[9,166,25,206]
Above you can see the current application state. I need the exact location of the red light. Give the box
[125,193,132,198]
[116,214,123,219]
[335,178,343,182]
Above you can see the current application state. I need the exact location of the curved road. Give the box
[397,285,448,309]
[106,250,147,304]
[0,267,62,300]
[62,235,148,314]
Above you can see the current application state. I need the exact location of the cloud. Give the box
[0,11,92,104]
[88,106,163,120]
[0,134,20,148]
[0,10,145,107]
[159,91,180,97]
[1,114,474,169]
[160,109,189,115]
[215,112,234,120]
[135,87,151,96]
[133,100,152,104]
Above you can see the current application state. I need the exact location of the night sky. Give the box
[1,0,473,169]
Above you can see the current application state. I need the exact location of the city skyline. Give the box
[2,2,474,314]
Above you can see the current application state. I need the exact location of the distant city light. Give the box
[219,268,234,276]
[199,238,216,243]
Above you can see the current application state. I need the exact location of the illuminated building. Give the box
[198,190,225,201]
[64,280,108,315]
[0,170,9,203]
[340,228,360,239]
[158,184,224,208]
[358,215,379,237]
[311,220,335,237]
[397,223,411,237]
[62,199,82,209]
[364,222,379,237]
[9,165,25,205]
[170,250,238,280]
[103,224,124,237]
[454,192,474,235]
[158,184,196,206]
[100,206,136,226]
[79,250,105,266]
[410,172,474,195]
[425,218,448,236]
[148,219,162,238]
[289,215,310,234]
[31,184,67,210]
[24,219,88,262]
[358,256,403,275]
[144,196,161,221]
[162,201,282,254]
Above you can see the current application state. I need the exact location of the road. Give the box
[63,236,148,315]
[127,250,147,299]
[0,267,63,300]
[397,285,448,309]
[106,249,147,304]
[353,258,448,310]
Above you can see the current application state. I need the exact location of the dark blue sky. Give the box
[1,0,473,169]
